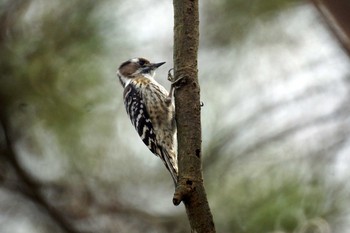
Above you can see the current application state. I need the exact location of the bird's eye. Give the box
[139,60,145,66]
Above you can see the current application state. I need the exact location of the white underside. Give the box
[118,71,156,88]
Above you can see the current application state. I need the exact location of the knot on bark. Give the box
[172,177,201,206]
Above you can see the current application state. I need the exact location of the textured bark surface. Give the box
[172,0,216,232]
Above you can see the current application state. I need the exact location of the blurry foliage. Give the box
[0,0,114,161]
[200,0,350,232]
[209,168,343,233]
[203,0,303,46]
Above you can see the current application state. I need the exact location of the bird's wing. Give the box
[123,83,158,155]
[124,84,177,185]
[123,83,178,185]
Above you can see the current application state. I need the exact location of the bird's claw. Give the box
[168,68,175,82]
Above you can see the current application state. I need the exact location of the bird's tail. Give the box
[161,148,178,186]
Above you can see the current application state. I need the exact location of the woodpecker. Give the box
[117,58,178,185]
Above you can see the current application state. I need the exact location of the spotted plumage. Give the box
[117,58,178,185]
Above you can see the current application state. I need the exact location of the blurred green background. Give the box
[0,0,349,232]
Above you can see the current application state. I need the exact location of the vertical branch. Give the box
[172,0,216,232]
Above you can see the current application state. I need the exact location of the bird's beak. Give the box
[151,62,166,69]
[141,62,166,74]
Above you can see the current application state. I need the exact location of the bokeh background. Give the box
[0,0,349,232]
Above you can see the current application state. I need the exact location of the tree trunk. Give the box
[172,0,216,232]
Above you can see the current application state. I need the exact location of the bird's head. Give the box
[117,58,165,87]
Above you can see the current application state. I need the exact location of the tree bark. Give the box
[172,0,216,232]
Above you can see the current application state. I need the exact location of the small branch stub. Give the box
[172,177,195,205]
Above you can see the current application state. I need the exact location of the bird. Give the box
[117,57,178,185]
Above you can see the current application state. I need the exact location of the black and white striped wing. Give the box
[123,84,159,156]
[123,83,178,185]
